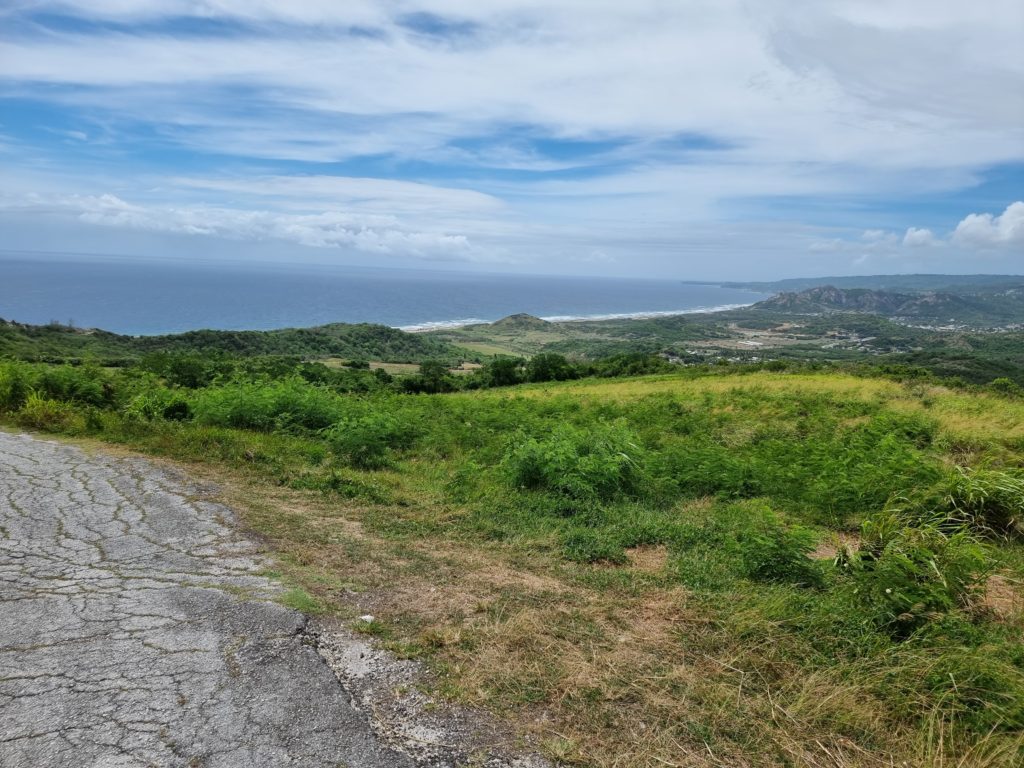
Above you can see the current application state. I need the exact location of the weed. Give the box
[322,410,418,469]
[503,421,647,504]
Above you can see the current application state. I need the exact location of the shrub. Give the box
[0,362,31,410]
[15,391,84,432]
[27,364,111,406]
[654,409,941,520]
[525,353,576,383]
[322,411,418,469]
[123,389,193,421]
[989,377,1022,397]
[192,378,344,432]
[942,466,1024,537]
[503,421,647,504]
[401,360,456,394]
[486,358,524,387]
[138,352,225,388]
[737,516,823,587]
[851,510,993,634]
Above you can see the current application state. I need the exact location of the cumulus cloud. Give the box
[902,227,939,247]
[952,201,1024,248]
[805,202,1024,262]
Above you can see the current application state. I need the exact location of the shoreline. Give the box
[399,302,756,333]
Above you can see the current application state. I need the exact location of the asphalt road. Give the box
[0,431,415,768]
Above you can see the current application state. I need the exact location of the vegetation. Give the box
[715,273,1024,294]
[429,310,1024,385]
[0,317,463,364]
[2,346,1023,766]
[753,285,1024,327]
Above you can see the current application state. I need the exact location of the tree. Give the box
[487,357,524,387]
[402,360,455,394]
[525,353,576,383]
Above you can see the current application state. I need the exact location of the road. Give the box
[0,430,416,768]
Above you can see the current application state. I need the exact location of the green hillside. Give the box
[713,273,1024,293]
[0,318,464,364]
[2,347,1023,767]
[429,310,1024,385]
[753,285,1024,326]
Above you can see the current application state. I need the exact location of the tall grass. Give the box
[1,357,1022,765]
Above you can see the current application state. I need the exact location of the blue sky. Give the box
[0,1,1022,279]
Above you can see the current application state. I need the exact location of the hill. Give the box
[2,355,1023,767]
[753,285,1024,326]
[713,273,1024,294]
[485,313,552,330]
[0,318,464,364]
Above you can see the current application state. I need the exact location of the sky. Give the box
[0,0,1022,280]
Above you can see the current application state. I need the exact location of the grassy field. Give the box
[2,359,1022,767]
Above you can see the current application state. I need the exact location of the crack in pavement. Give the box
[0,431,416,768]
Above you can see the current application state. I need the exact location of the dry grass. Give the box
[627,545,670,574]
[979,574,1024,623]
[369,361,422,375]
[143,461,930,768]
[812,532,862,561]
[22,369,1024,768]
[486,372,1024,441]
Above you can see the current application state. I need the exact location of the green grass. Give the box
[2,356,1023,767]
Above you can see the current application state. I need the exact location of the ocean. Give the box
[0,254,770,336]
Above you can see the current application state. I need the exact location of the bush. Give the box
[0,362,31,410]
[139,352,226,388]
[401,360,456,394]
[192,378,344,432]
[525,353,576,383]
[503,421,647,504]
[15,391,84,432]
[31,364,111,406]
[942,466,1024,537]
[322,411,418,469]
[989,377,1022,397]
[123,389,193,422]
[851,510,993,634]
[737,516,823,587]
[486,358,524,387]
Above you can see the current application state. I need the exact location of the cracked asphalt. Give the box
[0,431,416,768]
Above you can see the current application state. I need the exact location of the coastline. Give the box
[399,302,757,333]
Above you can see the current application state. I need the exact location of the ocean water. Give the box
[0,255,770,336]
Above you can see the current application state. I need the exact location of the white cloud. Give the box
[804,202,1023,263]
[808,239,843,253]
[902,227,939,247]
[171,175,502,215]
[1,1,1021,173]
[952,201,1024,249]
[0,192,485,261]
[0,3,1021,277]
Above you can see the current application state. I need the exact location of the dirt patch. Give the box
[980,574,1024,622]
[812,532,861,561]
[626,545,669,574]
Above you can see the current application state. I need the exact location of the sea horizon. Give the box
[0,254,770,336]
